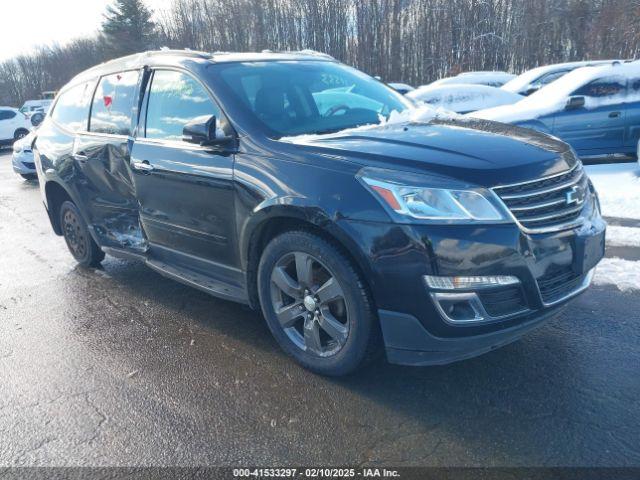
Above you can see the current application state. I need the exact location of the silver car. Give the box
[12,131,37,180]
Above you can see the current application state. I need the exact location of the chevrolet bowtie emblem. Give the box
[565,185,585,205]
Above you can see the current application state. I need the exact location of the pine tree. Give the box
[102,0,156,57]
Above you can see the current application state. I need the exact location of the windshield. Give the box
[215,61,411,138]
[501,66,553,92]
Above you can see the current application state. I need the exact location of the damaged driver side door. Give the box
[71,70,145,251]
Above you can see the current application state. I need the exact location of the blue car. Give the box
[473,61,640,161]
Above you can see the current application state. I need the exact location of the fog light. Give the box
[424,275,519,290]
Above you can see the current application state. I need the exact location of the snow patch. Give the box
[280,105,456,142]
[586,163,640,220]
[605,226,640,248]
[407,84,522,113]
[593,258,640,292]
[431,71,515,87]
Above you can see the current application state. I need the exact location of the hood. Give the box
[282,118,576,187]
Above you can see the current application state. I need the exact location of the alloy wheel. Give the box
[269,252,349,357]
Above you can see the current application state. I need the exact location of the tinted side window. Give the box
[90,71,140,135]
[0,110,17,120]
[628,78,640,98]
[573,76,626,98]
[50,82,94,132]
[145,70,222,141]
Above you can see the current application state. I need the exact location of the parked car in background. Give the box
[407,84,523,113]
[12,131,37,180]
[20,99,53,115]
[387,82,415,95]
[312,86,384,116]
[501,60,616,96]
[34,50,604,375]
[0,107,31,147]
[431,71,516,88]
[472,61,640,161]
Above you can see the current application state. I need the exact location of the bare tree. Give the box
[1,0,639,107]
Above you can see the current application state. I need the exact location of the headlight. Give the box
[357,167,509,223]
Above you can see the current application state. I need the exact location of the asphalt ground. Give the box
[0,150,639,467]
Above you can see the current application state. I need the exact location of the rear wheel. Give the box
[59,201,104,267]
[258,230,380,376]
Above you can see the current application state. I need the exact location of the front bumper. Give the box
[338,192,605,366]
[12,150,36,175]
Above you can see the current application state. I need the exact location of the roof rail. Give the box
[256,48,335,60]
[149,48,212,59]
[294,49,336,60]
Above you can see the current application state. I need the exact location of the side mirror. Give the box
[182,115,231,146]
[565,96,585,110]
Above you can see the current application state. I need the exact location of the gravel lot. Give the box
[1,150,639,467]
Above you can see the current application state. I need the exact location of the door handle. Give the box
[609,111,621,118]
[132,160,154,172]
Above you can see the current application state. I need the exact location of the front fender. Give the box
[238,198,378,285]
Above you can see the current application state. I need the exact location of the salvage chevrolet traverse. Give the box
[33,50,606,375]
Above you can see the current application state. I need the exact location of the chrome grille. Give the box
[492,163,589,233]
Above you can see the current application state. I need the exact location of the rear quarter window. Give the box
[90,70,140,136]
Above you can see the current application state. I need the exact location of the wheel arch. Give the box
[44,180,74,235]
[243,206,376,311]
[13,127,30,139]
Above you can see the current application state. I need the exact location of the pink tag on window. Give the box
[103,96,113,108]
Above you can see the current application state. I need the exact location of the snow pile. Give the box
[585,163,640,220]
[280,104,456,142]
[407,84,522,113]
[594,258,640,292]
[431,71,515,87]
[605,226,640,248]
[471,61,640,124]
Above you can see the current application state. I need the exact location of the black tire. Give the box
[30,113,45,127]
[14,129,29,141]
[20,173,37,181]
[59,201,105,267]
[257,230,380,376]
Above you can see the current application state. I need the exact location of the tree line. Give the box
[1,0,639,107]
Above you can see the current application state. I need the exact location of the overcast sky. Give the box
[0,0,172,61]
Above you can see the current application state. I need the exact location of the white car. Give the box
[12,131,37,180]
[430,71,516,88]
[387,82,415,95]
[0,107,32,147]
[407,84,523,113]
[20,99,53,115]
[501,60,616,96]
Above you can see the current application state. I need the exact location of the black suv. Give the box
[34,50,605,375]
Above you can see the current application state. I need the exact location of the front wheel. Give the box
[59,201,105,267]
[257,230,380,376]
[14,129,29,141]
